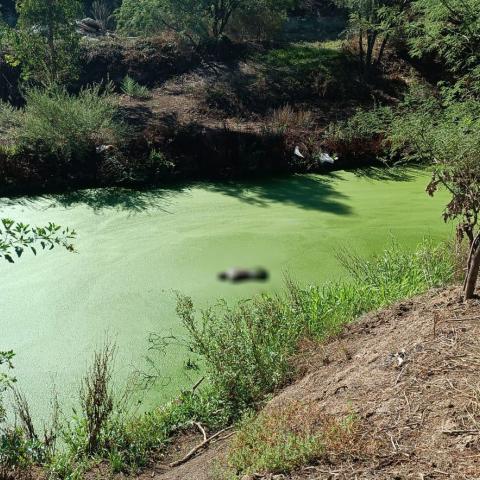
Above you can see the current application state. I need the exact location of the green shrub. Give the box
[175,239,454,415]
[14,84,123,162]
[121,76,151,100]
[323,105,394,159]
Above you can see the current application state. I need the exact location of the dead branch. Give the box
[169,426,233,468]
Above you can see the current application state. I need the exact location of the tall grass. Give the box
[176,239,454,412]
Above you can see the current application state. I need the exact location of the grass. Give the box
[121,76,151,100]
[222,401,359,478]
[256,41,360,100]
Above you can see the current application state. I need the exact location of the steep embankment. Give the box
[147,286,480,479]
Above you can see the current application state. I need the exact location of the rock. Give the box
[76,18,105,36]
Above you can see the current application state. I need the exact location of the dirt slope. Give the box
[154,286,480,479]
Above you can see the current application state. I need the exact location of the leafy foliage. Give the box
[3,83,122,162]
[0,218,76,263]
[121,75,151,99]
[6,0,82,85]
[0,351,15,423]
[115,0,293,43]
[408,0,480,94]
[336,0,405,74]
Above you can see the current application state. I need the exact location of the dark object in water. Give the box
[218,267,269,283]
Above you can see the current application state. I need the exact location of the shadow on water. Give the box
[0,174,353,214]
[53,188,186,213]
[203,173,353,215]
[0,187,188,214]
[352,165,422,182]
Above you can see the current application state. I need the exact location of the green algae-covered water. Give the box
[0,169,451,419]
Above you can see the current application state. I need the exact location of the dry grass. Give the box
[222,400,376,478]
[266,105,315,135]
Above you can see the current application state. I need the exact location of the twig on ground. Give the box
[169,426,234,468]
[193,421,207,441]
[442,429,480,435]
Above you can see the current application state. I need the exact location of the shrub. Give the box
[121,76,151,100]
[266,105,314,135]
[323,105,394,159]
[174,239,454,415]
[224,401,359,477]
[14,84,123,162]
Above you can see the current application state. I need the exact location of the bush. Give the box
[121,76,151,100]
[323,105,394,159]
[14,84,123,162]
[174,239,454,415]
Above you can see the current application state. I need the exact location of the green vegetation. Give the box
[1,0,480,476]
[0,238,456,478]
[0,83,124,188]
[5,0,82,85]
[115,0,293,42]
[257,40,355,100]
[224,403,358,477]
[174,239,454,415]
[0,218,75,263]
[121,75,151,99]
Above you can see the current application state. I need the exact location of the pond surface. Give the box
[0,168,451,419]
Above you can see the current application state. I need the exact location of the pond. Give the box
[0,168,451,420]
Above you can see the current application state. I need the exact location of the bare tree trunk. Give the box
[375,34,389,67]
[464,233,480,299]
[358,30,365,73]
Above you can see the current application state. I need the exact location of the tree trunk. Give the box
[358,30,364,73]
[375,34,389,67]
[464,233,480,300]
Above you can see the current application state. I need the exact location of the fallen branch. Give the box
[169,426,233,468]
[191,376,205,393]
[442,429,480,435]
[445,316,480,322]
[193,421,207,441]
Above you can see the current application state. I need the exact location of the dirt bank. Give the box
[144,286,480,479]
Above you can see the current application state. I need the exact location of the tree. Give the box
[390,94,480,299]
[115,0,293,44]
[408,0,480,97]
[6,0,82,85]
[336,0,406,76]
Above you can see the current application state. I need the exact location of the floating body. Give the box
[218,267,269,283]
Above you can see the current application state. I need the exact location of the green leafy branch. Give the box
[0,218,76,263]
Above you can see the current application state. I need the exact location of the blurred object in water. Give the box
[218,267,269,283]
